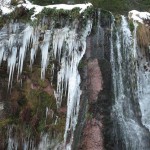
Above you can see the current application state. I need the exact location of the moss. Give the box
[36,6,94,26]
[114,14,122,26]
[129,20,134,32]
[0,2,93,29]
[100,9,112,28]
[86,112,93,120]
[0,119,11,128]
[39,91,57,111]
[10,0,18,6]
[48,116,66,139]
[54,117,66,133]
[70,7,81,19]
[81,6,94,19]
[78,59,86,70]
[0,16,6,28]
[7,7,34,23]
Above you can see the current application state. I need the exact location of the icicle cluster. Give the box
[0,17,92,149]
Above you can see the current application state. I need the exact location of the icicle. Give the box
[53,27,69,62]
[7,126,18,150]
[51,19,92,149]
[65,22,92,149]
[30,29,39,68]
[38,134,50,150]
[40,30,51,80]
[7,47,17,89]
[8,34,15,48]
[0,43,4,65]
[18,26,33,78]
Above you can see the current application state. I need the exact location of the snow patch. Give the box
[22,0,92,20]
[0,6,14,15]
[129,10,150,24]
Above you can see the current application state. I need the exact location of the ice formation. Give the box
[0,3,92,148]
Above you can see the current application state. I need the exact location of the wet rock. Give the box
[87,58,103,103]
[80,119,103,150]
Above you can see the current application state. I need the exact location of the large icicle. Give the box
[7,47,17,89]
[30,29,39,69]
[0,43,4,65]
[17,26,33,78]
[40,30,52,80]
[52,20,92,149]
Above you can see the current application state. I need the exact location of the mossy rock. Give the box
[0,119,11,128]
[39,91,57,111]
[114,14,122,26]
[129,20,134,32]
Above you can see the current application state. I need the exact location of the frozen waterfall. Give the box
[0,14,92,149]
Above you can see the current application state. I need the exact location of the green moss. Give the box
[48,116,66,139]
[114,15,122,26]
[54,117,65,133]
[81,6,94,19]
[129,20,134,32]
[7,7,34,23]
[70,7,81,19]
[10,0,18,6]
[101,9,112,21]
[86,112,93,120]
[0,119,10,128]
[0,15,9,29]
[39,91,57,111]
[78,59,86,70]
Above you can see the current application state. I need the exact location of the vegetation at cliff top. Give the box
[28,0,150,13]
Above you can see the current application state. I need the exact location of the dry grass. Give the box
[137,24,150,49]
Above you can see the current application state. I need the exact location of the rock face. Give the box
[80,119,103,150]
[87,59,103,103]
[73,10,113,150]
